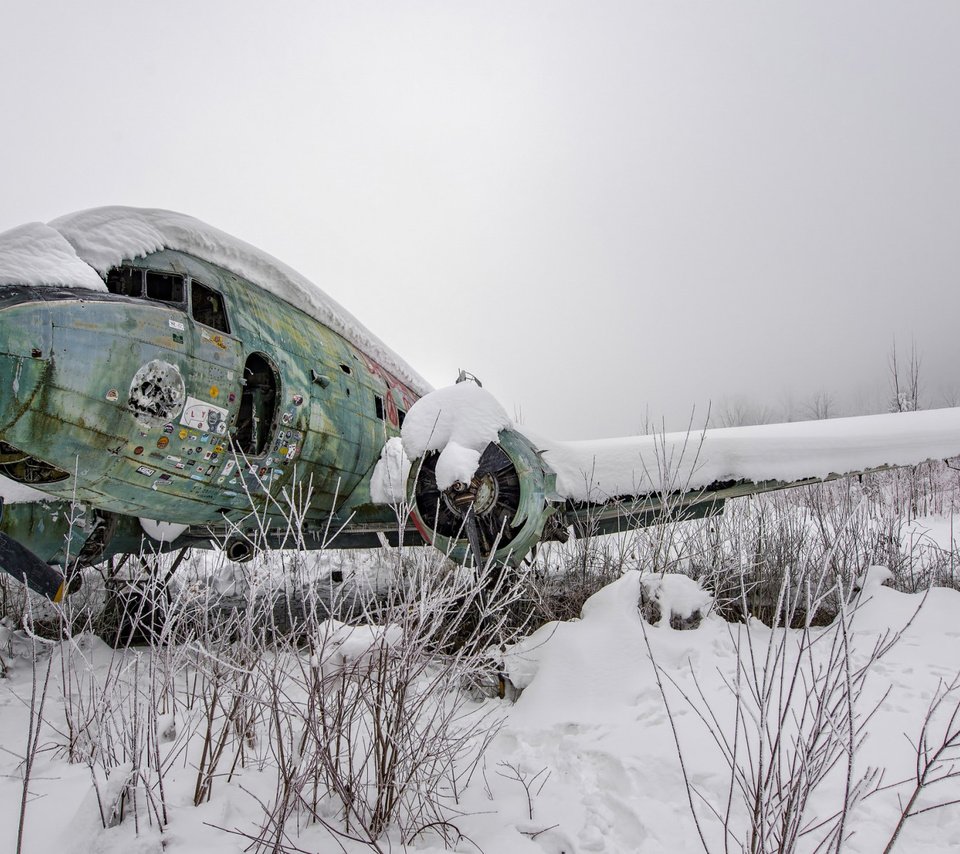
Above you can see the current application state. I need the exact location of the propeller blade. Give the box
[0,530,67,602]
[463,506,485,569]
[474,444,511,478]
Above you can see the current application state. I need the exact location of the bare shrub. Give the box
[238,545,529,850]
[877,670,960,852]
[642,565,917,854]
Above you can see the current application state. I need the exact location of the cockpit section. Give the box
[105,265,231,334]
[191,279,230,333]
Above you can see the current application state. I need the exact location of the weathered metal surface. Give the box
[0,502,66,600]
[0,248,425,591]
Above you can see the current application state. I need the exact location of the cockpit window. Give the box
[106,265,186,305]
[145,271,185,303]
[191,279,230,333]
[106,266,144,297]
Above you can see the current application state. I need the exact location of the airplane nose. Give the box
[0,288,54,433]
[0,353,50,433]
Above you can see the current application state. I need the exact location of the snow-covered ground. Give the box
[2,513,960,854]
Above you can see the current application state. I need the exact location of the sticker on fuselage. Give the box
[201,330,228,350]
[180,397,229,434]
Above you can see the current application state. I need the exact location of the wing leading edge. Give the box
[394,384,960,567]
[543,407,960,536]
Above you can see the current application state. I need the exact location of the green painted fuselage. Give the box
[0,249,422,561]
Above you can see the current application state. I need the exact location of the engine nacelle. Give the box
[407,428,563,567]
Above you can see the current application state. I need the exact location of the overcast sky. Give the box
[1,1,958,438]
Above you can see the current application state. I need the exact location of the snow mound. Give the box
[401,382,512,489]
[855,564,894,592]
[316,619,404,681]
[0,222,105,290]
[639,573,714,628]
[501,571,720,727]
[369,436,412,504]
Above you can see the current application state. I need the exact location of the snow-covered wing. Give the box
[541,408,960,503]
[47,207,431,396]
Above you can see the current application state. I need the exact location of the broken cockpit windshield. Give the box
[106,266,230,334]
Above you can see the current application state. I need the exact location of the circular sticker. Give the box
[157,436,169,449]
[210,386,219,398]
[134,446,144,456]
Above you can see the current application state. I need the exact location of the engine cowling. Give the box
[407,428,563,567]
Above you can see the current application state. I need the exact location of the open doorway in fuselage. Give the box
[236,353,279,456]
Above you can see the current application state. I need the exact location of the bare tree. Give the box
[888,338,922,413]
[804,389,835,420]
[718,396,776,428]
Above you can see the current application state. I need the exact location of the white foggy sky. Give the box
[1,1,958,438]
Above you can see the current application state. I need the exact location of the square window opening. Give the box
[191,280,230,333]
[145,271,185,304]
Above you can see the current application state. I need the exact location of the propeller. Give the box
[408,429,561,570]
[413,442,523,566]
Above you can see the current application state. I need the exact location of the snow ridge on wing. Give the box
[392,384,960,504]
[540,407,960,502]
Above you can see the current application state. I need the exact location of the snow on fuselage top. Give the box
[0,222,107,291]
[0,207,430,397]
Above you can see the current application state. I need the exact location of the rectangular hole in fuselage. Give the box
[146,271,185,303]
[106,267,143,297]
[191,279,230,333]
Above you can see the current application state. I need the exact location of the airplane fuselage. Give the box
[0,248,421,558]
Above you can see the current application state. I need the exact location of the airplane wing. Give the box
[396,384,960,567]
[542,407,960,535]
